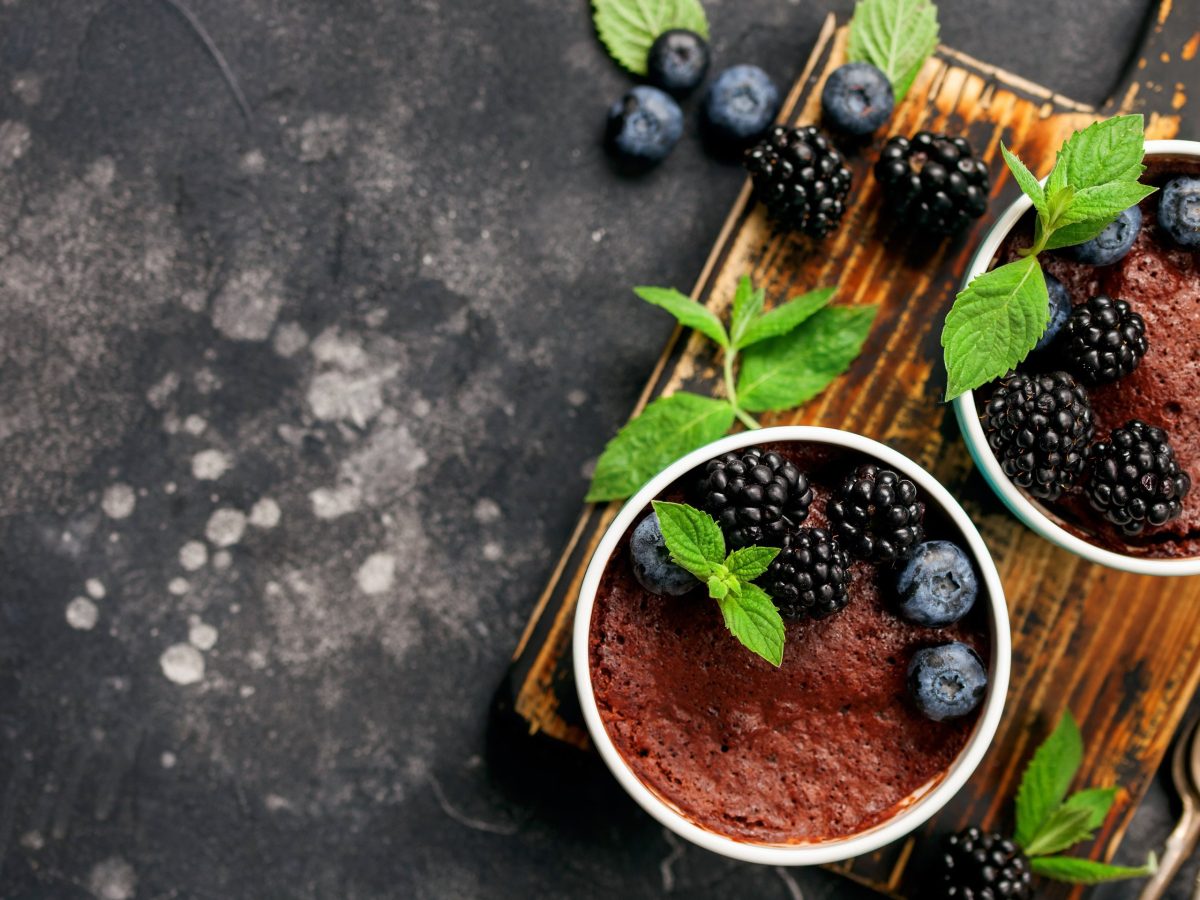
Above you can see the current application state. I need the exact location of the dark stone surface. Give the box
[0,0,1193,897]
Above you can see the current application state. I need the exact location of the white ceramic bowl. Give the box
[573,426,1011,866]
[952,140,1200,577]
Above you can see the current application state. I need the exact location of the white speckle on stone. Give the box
[101,484,136,519]
[482,542,503,562]
[160,643,205,685]
[248,497,281,529]
[591,228,605,243]
[309,327,369,370]
[19,830,44,850]
[183,414,208,435]
[412,397,431,417]
[272,321,309,358]
[421,253,434,266]
[211,267,283,341]
[292,113,349,162]
[580,457,597,480]
[193,367,221,394]
[247,649,268,670]
[180,288,207,312]
[239,148,266,174]
[473,499,502,524]
[11,72,42,106]
[356,553,396,595]
[145,370,180,408]
[264,793,291,812]
[188,621,218,650]
[205,508,246,547]
[239,684,255,698]
[212,550,233,570]
[307,369,393,426]
[179,540,208,571]
[88,856,137,900]
[85,578,106,600]
[83,155,115,190]
[168,577,190,596]
[191,449,231,481]
[309,484,362,519]
[160,751,177,768]
[66,596,98,630]
[567,389,587,407]
[0,120,31,169]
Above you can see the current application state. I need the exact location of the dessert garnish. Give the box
[1063,203,1142,265]
[827,463,926,561]
[586,276,876,502]
[629,512,701,595]
[982,371,1094,501]
[1060,294,1147,385]
[1033,273,1072,352]
[700,447,813,547]
[929,711,1157,895]
[646,29,710,96]
[1157,176,1200,248]
[941,115,1158,400]
[820,61,894,136]
[703,65,781,148]
[1085,420,1191,535]
[907,641,986,721]
[592,0,708,76]
[744,125,853,236]
[874,132,990,235]
[845,0,940,104]
[760,526,852,620]
[606,86,683,167]
[894,540,977,627]
[650,499,786,665]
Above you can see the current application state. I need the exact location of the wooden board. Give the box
[498,4,1200,896]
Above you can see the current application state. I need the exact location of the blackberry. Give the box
[827,464,925,562]
[744,125,853,238]
[1086,420,1191,536]
[934,828,1033,899]
[1061,294,1147,385]
[983,371,1094,501]
[875,132,989,234]
[758,528,851,620]
[701,448,813,548]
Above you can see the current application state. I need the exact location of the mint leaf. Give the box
[653,501,725,578]
[1014,711,1084,848]
[714,582,785,666]
[1001,142,1045,214]
[942,255,1047,400]
[1055,115,1147,191]
[592,0,709,76]
[725,545,779,580]
[1040,216,1125,252]
[728,276,765,348]
[1030,854,1157,885]
[1061,787,1117,831]
[634,286,729,348]
[846,0,940,101]
[586,393,736,502]
[736,287,836,349]
[706,573,730,599]
[1022,804,1097,857]
[737,305,877,413]
[1057,182,1156,226]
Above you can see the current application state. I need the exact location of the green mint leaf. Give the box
[586,393,736,502]
[1040,216,1124,252]
[1014,711,1084,848]
[592,0,709,76]
[1000,142,1045,215]
[728,276,765,348]
[634,286,729,348]
[1030,854,1157,885]
[707,573,729,599]
[714,582,785,666]
[1056,182,1156,226]
[846,0,940,101]
[942,255,1047,400]
[1022,804,1097,857]
[736,305,877,413]
[736,287,836,349]
[1060,787,1117,831]
[652,501,725,578]
[1055,114,1147,191]
[725,545,779,580]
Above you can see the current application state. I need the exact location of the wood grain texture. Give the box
[503,4,1200,896]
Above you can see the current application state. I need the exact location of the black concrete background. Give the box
[0,0,1195,897]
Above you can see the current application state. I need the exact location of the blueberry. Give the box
[907,642,988,722]
[820,62,894,136]
[646,29,710,96]
[1034,272,1073,352]
[1157,176,1200,248]
[701,65,780,147]
[606,86,683,166]
[894,541,979,626]
[1064,203,1142,265]
[630,513,699,596]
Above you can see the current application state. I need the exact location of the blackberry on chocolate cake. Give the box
[827,464,925,562]
[1060,294,1147,385]
[700,447,813,548]
[1086,420,1191,536]
[758,527,851,620]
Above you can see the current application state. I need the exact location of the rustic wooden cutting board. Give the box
[499,4,1200,896]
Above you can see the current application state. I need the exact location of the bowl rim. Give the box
[950,138,1200,577]
[572,425,1012,866]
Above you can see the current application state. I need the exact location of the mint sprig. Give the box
[592,0,709,76]
[652,501,784,665]
[846,0,940,102]
[585,276,876,502]
[941,114,1157,400]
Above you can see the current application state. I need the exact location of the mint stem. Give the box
[723,350,760,430]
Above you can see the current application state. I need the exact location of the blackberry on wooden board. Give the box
[874,131,989,235]
[934,827,1033,900]
[744,125,852,238]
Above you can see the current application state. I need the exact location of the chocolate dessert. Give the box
[588,443,991,844]
[979,158,1200,558]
